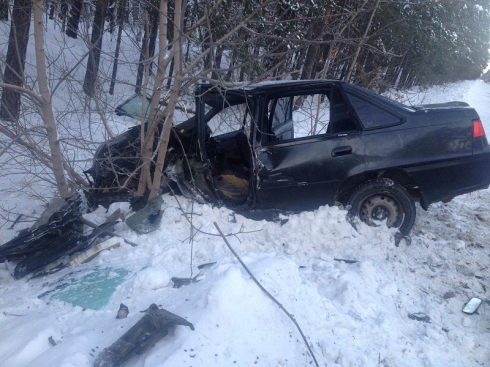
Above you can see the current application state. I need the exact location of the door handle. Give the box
[331,146,352,157]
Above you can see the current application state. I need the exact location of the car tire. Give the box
[347,179,416,235]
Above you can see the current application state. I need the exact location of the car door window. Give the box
[267,94,330,141]
[266,87,357,142]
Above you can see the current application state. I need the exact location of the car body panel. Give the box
[255,132,365,211]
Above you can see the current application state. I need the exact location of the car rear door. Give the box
[254,85,366,211]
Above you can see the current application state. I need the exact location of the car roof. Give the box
[197,80,412,112]
[198,79,345,95]
[197,80,347,108]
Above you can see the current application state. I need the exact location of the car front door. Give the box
[254,85,366,211]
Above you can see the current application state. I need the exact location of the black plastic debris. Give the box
[333,258,359,264]
[0,196,121,279]
[0,198,82,279]
[94,304,194,367]
[48,336,57,346]
[171,262,216,289]
[408,312,431,323]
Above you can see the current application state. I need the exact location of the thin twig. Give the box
[3,312,27,316]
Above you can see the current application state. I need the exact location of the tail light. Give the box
[473,120,485,138]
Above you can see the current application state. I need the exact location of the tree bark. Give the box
[83,0,108,97]
[0,0,8,21]
[299,16,326,81]
[33,0,70,198]
[0,0,31,121]
[345,0,380,82]
[66,0,83,39]
[211,45,223,81]
[136,0,168,198]
[135,0,160,94]
[149,0,183,200]
[107,0,116,34]
[109,0,127,95]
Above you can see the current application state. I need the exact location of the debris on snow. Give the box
[69,237,120,266]
[125,196,163,235]
[116,303,129,319]
[171,262,216,288]
[443,291,456,299]
[408,313,432,323]
[93,304,194,367]
[333,258,359,264]
[462,298,483,315]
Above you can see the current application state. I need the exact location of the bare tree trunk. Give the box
[318,3,367,79]
[135,0,159,94]
[147,3,159,74]
[211,45,223,81]
[109,0,127,95]
[299,14,328,81]
[107,0,116,34]
[345,0,380,82]
[149,0,183,200]
[83,0,108,97]
[0,0,8,21]
[66,0,83,39]
[293,10,330,108]
[0,0,31,121]
[33,0,70,198]
[136,0,169,198]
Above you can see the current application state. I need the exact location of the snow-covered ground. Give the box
[0,78,489,367]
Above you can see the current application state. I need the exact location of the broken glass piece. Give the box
[47,268,130,310]
[462,298,482,314]
[125,196,164,234]
[115,94,151,121]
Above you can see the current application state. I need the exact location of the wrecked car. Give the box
[86,80,490,235]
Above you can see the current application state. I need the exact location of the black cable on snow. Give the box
[213,221,320,367]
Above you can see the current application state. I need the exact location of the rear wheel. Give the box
[347,179,416,234]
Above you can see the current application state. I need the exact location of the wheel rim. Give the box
[358,194,403,228]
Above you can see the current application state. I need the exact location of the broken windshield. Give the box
[115,94,152,121]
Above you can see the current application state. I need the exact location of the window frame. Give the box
[205,100,254,138]
[261,86,361,146]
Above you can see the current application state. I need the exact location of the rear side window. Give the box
[347,93,401,129]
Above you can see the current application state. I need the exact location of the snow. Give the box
[1,27,490,367]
